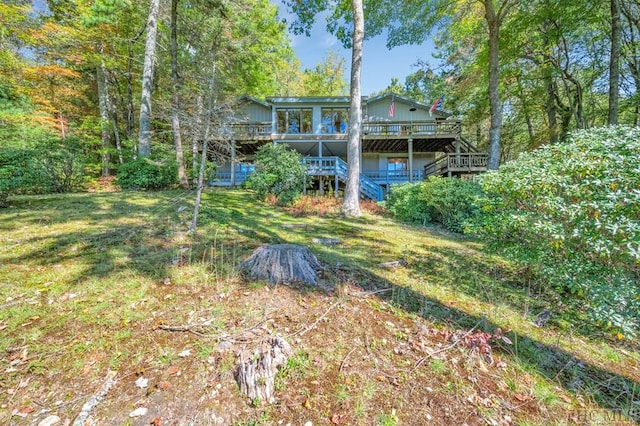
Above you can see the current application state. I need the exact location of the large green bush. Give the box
[245,143,307,206]
[1,136,91,205]
[470,126,640,336]
[0,148,31,207]
[386,177,482,232]
[117,156,178,190]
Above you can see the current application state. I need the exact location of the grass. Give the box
[0,189,638,425]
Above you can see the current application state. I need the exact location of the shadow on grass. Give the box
[202,196,640,423]
[1,189,638,422]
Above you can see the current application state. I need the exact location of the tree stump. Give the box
[234,336,293,404]
[238,244,321,285]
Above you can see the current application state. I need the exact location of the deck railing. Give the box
[424,153,489,178]
[362,121,461,137]
[362,169,424,185]
[304,157,384,201]
[224,120,461,139]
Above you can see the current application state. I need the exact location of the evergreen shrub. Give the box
[470,126,640,336]
[245,144,307,206]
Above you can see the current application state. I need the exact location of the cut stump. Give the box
[238,244,321,285]
[234,336,293,404]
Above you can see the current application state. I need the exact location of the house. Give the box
[211,93,488,200]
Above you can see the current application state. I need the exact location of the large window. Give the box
[387,158,408,176]
[276,109,312,134]
[321,108,349,134]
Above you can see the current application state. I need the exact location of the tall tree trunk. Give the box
[608,0,621,125]
[343,0,364,217]
[138,0,160,157]
[97,63,111,176]
[171,0,189,188]
[126,42,136,142]
[484,0,503,170]
[544,68,559,144]
[192,94,204,184]
[191,64,216,234]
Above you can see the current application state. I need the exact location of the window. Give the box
[276,109,312,134]
[321,108,349,134]
[387,158,408,176]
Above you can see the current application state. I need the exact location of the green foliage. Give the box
[117,156,178,190]
[0,148,31,207]
[1,135,93,205]
[31,137,94,193]
[244,144,307,206]
[470,126,640,336]
[386,177,482,232]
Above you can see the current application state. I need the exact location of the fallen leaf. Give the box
[135,377,149,388]
[166,365,180,376]
[558,394,572,403]
[158,381,171,391]
[330,413,346,424]
[129,407,148,417]
[514,393,532,402]
[303,398,311,409]
[178,349,191,358]
[150,417,162,426]
[13,405,35,418]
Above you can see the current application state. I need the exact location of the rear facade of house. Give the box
[211,94,487,200]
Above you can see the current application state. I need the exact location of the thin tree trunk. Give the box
[192,94,204,185]
[608,0,621,124]
[97,63,111,176]
[171,0,189,188]
[484,0,502,170]
[343,0,364,217]
[544,71,559,144]
[191,64,216,234]
[138,0,160,157]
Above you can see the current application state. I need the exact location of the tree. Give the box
[170,0,189,188]
[343,0,364,216]
[301,51,348,96]
[138,0,160,158]
[609,0,621,125]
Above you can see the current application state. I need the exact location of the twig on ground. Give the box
[290,299,341,337]
[339,347,357,373]
[72,370,117,426]
[411,319,484,374]
[157,324,208,338]
[350,288,393,298]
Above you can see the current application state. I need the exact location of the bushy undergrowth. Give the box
[117,156,178,190]
[386,177,481,232]
[470,126,640,336]
[1,136,91,206]
[244,143,307,206]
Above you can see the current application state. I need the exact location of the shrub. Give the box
[0,148,31,207]
[386,177,482,232]
[117,156,178,190]
[244,144,307,206]
[470,126,640,336]
[31,137,92,193]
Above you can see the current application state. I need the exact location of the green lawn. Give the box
[0,189,638,425]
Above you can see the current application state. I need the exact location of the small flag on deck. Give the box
[429,95,444,116]
[388,95,395,118]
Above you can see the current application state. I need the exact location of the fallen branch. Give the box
[378,259,408,269]
[411,319,483,374]
[290,300,341,337]
[72,370,117,426]
[157,323,208,338]
[339,347,357,373]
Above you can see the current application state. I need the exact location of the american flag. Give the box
[429,95,444,116]
[388,96,395,118]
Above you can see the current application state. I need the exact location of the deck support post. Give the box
[335,173,339,198]
[318,140,323,157]
[408,138,414,183]
[230,140,236,187]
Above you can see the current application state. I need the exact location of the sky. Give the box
[272,1,437,96]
